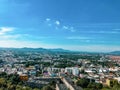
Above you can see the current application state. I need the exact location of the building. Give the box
[65,67,72,74]
[106,79,118,87]
[72,67,79,76]
[20,74,28,81]
[114,77,120,84]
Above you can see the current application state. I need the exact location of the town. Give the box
[0,48,119,90]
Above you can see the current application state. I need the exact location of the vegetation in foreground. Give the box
[76,78,120,90]
[0,72,55,90]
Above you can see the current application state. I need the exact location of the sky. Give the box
[0,0,120,52]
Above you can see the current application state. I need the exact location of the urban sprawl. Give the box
[0,48,120,90]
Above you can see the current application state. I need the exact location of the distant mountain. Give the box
[21,47,71,52]
[109,51,120,55]
[1,47,118,55]
[48,48,71,52]
[0,47,72,53]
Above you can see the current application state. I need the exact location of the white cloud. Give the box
[0,40,40,48]
[98,31,118,34]
[63,26,69,30]
[76,30,119,35]
[63,26,76,32]
[46,18,51,21]
[67,36,90,40]
[70,29,76,32]
[0,34,21,40]
[45,18,76,32]
[55,20,60,25]
[68,27,76,32]
[0,27,25,41]
[0,27,15,35]
[0,40,59,49]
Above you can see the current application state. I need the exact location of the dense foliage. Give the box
[76,78,103,90]
[0,72,55,90]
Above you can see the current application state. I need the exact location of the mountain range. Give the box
[0,47,120,55]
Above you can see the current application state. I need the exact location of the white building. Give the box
[72,67,79,76]
[65,67,79,76]
[65,67,72,74]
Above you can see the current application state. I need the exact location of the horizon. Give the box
[0,0,120,52]
[0,47,119,53]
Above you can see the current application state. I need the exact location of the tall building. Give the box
[72,67,79,76]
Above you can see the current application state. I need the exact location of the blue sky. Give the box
[0,0,120,52]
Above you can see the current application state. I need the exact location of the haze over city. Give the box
[0,0,120,52]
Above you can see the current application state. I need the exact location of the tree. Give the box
[7,84,16,90]
[112,84,120,90]
[49,81,56,87]
[87,82,103,90]
[16,85,23,90]
[76,78,89,88]
[0,72,7,78]
[42,85,54,90]
[22,86,32,90]
[88,83,99,90]
[0,78,6,87]
[8,74,20,84]
[0,87,4,90]
[33,88,40,90]
[87,83,96,88]
[96,83,103,89]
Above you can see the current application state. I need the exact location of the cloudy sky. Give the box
[0,0,120,52]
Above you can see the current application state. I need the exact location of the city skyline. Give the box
[0,0,120,52]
